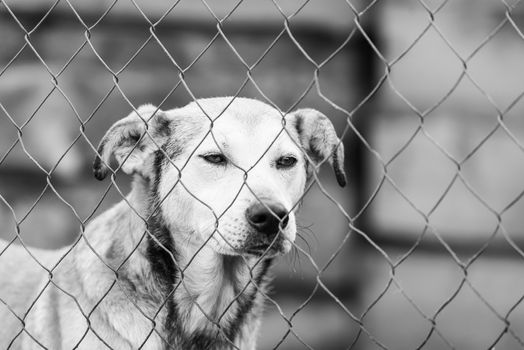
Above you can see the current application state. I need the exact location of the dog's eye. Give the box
[276,156,297,169]
[201,153,227,165]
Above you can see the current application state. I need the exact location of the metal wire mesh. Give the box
[2,0,524,349]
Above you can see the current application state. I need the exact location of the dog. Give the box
[0,97,346,349]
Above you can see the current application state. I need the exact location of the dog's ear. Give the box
[93,104,171,181]
[290,108,346,187]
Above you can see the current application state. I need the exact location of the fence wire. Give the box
[1,0,524,349]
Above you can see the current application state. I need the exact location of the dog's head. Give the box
[93,97,345,257]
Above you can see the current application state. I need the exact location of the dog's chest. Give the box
[163,253,272,348]
[176,255,256,333]
[181,276,240,332]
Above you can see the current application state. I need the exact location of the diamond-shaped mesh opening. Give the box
[3,0,524,349]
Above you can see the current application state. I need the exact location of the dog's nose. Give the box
[245,202,289,237]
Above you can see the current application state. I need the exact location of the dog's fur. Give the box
[0,97,345,349]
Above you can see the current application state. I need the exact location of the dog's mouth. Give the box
[242,240,288,257]
[246,243,272,255]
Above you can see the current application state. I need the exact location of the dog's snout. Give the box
[245,202,289,236]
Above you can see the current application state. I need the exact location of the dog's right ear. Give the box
[93,104,171,180]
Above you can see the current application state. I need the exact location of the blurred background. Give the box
[1,0,524,349]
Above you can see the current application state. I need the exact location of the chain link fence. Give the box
[1,0,524,349]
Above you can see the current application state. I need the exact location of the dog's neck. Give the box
[171,241,268,340]
[117,177,272,348]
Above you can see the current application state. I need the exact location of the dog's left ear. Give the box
[93,104,171,180]
[290,108,347,187]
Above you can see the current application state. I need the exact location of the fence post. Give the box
[344,11,381,337]
[350,16,380,242]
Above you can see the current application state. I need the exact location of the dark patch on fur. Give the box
[293,113,314,178]
[332,146,347,187]
[155,114,172,138]
[93,140,108,181]
[144,225,176,292]
[146,150,178,281]
[150,150,165,197]
[294,113,304,139]
[127,129,142,145]
[148,220,181,350]
[144,150,181,349]
[166,142,183,163]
